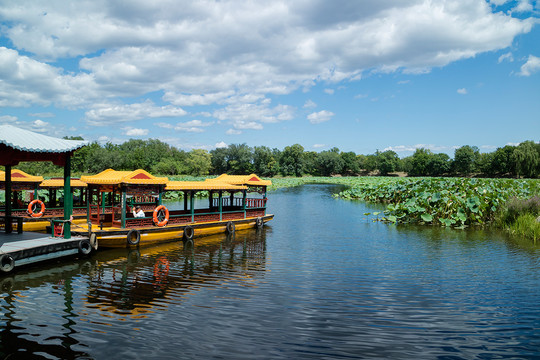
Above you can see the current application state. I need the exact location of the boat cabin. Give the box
[39,178,88,217]
[0,169,44,218]
[80,169,168,228]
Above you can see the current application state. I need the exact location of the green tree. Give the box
[340,151,360,175]
[512,141,539,178]
[227,143,253,174]
[185,149,212,176]
[317,148,344,176]
[409,148,432,176]
[253,146,279,177]
[280,144,304,177]
[427,153,451,176]
[303,151,319,176]
[453,145,479,176]
[210,147,229,174]
[377,150,399,175]
[491,145,516,176]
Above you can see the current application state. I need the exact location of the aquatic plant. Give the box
[336,177,540,228]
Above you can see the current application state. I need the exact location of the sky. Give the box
[0,0,539,158]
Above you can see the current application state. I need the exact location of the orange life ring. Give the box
[27,199,46,218]
[153,205,169,227]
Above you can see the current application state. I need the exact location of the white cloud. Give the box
[518,55,540,76]
[384,144,458,154]
[0,115,18,124]
[213,98,294,130]
[498,52,514,63]
[324,88,335,95]
[29,112,55,118]
[226,129,242,135]
[174,120,213,133]
[303,100,317,108]
[84,100,187,126]
[307,110,334,124]
[513,0,533,12]
[215,141,228,148]
[0,2,533,108]
[124,127,149,136]
[457,88,468,95]
[313,144,326,149]
[489,0,511,5]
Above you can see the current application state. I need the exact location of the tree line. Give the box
[11,138,540,178]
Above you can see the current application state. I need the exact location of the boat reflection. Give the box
[84,229,267,315]
[0,228,267,359]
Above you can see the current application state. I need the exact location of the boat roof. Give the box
[209,174,271,186]
[165,180,247,191]
[0,169,44,183]
[81,169,168,185]
[0,124,87,153]
[40,178,88,188]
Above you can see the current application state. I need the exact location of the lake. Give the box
[1,184,540,359]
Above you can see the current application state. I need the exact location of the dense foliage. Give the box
[336,177,540,228]
[6,138,540,179]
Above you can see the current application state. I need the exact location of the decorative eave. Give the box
[165,181,247,191]
[209,174,272,186]
[40,178,88,188]
[0,169,44,183]
[81,169,168,185]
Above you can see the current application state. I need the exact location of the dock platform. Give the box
[0,232,91,273]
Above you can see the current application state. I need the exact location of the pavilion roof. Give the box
[0,124,87,153]
[81,169,168,185]
[209,174,272,186]
[165,180,246,191]
[40,178,88,188]
[0,169,44,183]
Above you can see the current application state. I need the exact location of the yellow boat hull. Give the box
[73,215,274,248]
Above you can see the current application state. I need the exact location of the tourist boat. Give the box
[0,170,89,232]
[69,169,273,248]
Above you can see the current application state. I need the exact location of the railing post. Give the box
[63,156,72,239]
[218,191,223,221]
[242,190,247,219]
[190,191,195,222]
[121,189,126,228]
[5,164,12,233]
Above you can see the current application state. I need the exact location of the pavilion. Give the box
[1,124,87,239]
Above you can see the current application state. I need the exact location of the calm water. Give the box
[1,184,540,359]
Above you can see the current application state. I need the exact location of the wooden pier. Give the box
[0,232,91,273]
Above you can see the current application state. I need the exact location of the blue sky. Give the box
[0,0,539,157]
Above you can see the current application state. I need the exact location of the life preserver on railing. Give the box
[27,199,46,218]
[153,205,169,227]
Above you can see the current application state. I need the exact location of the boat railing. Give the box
[246,198,267,208]
[211,198,267,208]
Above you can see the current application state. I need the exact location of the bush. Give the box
[498,196,540,224]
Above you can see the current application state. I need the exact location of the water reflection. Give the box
[2,184,540,359]
[0,229,267,359]
[84,231,266,317]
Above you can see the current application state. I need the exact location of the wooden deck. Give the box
[0,231,89,273]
